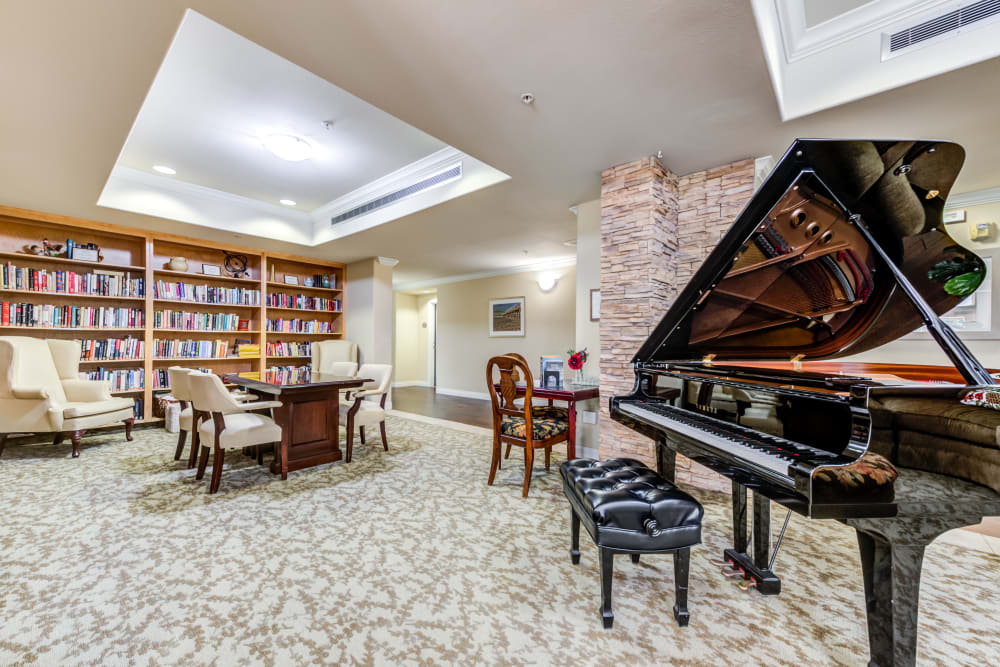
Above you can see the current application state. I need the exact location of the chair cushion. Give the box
[532,405,568,420]
[560,458,703,551]
[198,412,282,449]
[340,401,386,427]
[63,397,135,419]
[501,413,568,440]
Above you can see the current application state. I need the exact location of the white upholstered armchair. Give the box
[0,336,136,457]
[340,363,393,463]
[312,340,358,373]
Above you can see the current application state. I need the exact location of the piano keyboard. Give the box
[618,401,844,482]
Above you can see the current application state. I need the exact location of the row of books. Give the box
[263,365,311,385]
[152,310,244,331]
[131,398,144,419]
[1,264,145,297]
[266,341,311,357]
[153,338,231,359]
[79,337,144,361]
[82,367,144,392]
[153,280,260,305]
[0,303,144,328]
[236,343,259,358]
[266,318,333,333]
[266,293,340,311]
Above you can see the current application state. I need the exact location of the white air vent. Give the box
[331,164,462,225]
[883,0,1000,60]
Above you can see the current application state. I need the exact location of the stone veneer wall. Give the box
[599,156,756,489]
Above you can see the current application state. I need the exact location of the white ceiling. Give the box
[115,11,449,210]
[2,1,1000,287]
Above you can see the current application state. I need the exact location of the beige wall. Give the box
[575,199,601,452]
[393,293,421,383]
[436,268,576,396]
[844,200,1000,368]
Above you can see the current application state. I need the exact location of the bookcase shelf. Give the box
[0,288,145,302]
[1,205,346,423]
[0,251,145,272]
[264,306,342,314]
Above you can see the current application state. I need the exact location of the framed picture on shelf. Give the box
[72,247,99,262]
[202,263,222,276]
[590,289,600,321]
[489,297,525,337]
[284,275,299,285]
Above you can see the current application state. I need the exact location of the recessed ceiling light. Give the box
[279,199,297,206]
[152,165,176,175]
[261,134,313,162]
[520,93,535,105]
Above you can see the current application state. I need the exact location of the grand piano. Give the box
[610,139,1000,667]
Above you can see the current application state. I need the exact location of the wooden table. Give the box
[498,382,599,459]
[224,372,368,478]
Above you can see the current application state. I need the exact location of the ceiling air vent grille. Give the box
[886,0,1000,56]
[331,164,462,225]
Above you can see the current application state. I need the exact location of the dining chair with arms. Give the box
[186,372,284,494]
[486,354,570,497]
[340,363,392,462]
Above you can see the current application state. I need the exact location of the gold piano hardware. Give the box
[790,354,804,372]
[702,354,716,365]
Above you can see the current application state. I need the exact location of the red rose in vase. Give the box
[568,353,583,370]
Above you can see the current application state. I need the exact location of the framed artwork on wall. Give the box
[590,289,600,321]
[489,297,525,337]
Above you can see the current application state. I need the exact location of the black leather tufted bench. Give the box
[560,458,704,628]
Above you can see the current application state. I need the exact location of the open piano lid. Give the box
[636,139,988,368]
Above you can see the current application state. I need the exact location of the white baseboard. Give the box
[434,386,491,401]
[392,381,431,388]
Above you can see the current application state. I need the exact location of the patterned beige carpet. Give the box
[1,415,998,666]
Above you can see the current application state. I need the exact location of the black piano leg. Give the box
[656,437,676,484]
[753,492,770,570]
[732,481,748,553]
[856,529,926,667]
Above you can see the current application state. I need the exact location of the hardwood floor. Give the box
[391,386,492,429]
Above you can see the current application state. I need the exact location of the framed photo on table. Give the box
[489,297,525,337]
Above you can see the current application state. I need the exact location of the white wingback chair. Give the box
[312,340,358,373]
[0,336,135,458]
[340,363,393,462]
[186,372,283,493]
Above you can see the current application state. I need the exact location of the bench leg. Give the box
[570,509,581,564]
[631,553,640,564]
[600,547,614,629]
[673,547,690,627]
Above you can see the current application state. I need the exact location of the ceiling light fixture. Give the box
[520,93,535,105]
[261,134,313,162]
[153,165,176,175]
[279,199,297,206]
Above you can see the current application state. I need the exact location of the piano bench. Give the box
[560,458,704,629]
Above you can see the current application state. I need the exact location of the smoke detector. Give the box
[520,93,535,105]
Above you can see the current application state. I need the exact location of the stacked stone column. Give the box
[599,155,755,489]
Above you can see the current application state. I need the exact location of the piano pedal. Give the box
[737,578,758,592]
[709,558,730,568]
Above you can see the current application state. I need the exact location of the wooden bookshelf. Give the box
[0,205,346,422]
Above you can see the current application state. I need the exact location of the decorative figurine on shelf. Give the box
[224,252,250,279]
[303,277,314,287]
[567,347,588,384]
[321,274,331,288]
[167,257,188,271]
[42,238,65,257]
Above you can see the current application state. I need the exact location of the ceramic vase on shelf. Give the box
[167,257,188,272]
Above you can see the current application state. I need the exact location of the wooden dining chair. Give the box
[486,355,570,497]
[501,352,568,461]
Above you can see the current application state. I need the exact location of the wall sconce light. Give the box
[537,272,558,292]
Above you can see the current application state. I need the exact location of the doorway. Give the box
[428,300,438,387]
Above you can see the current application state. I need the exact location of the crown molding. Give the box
[946,186,1000,209]
[394,256,576,292]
